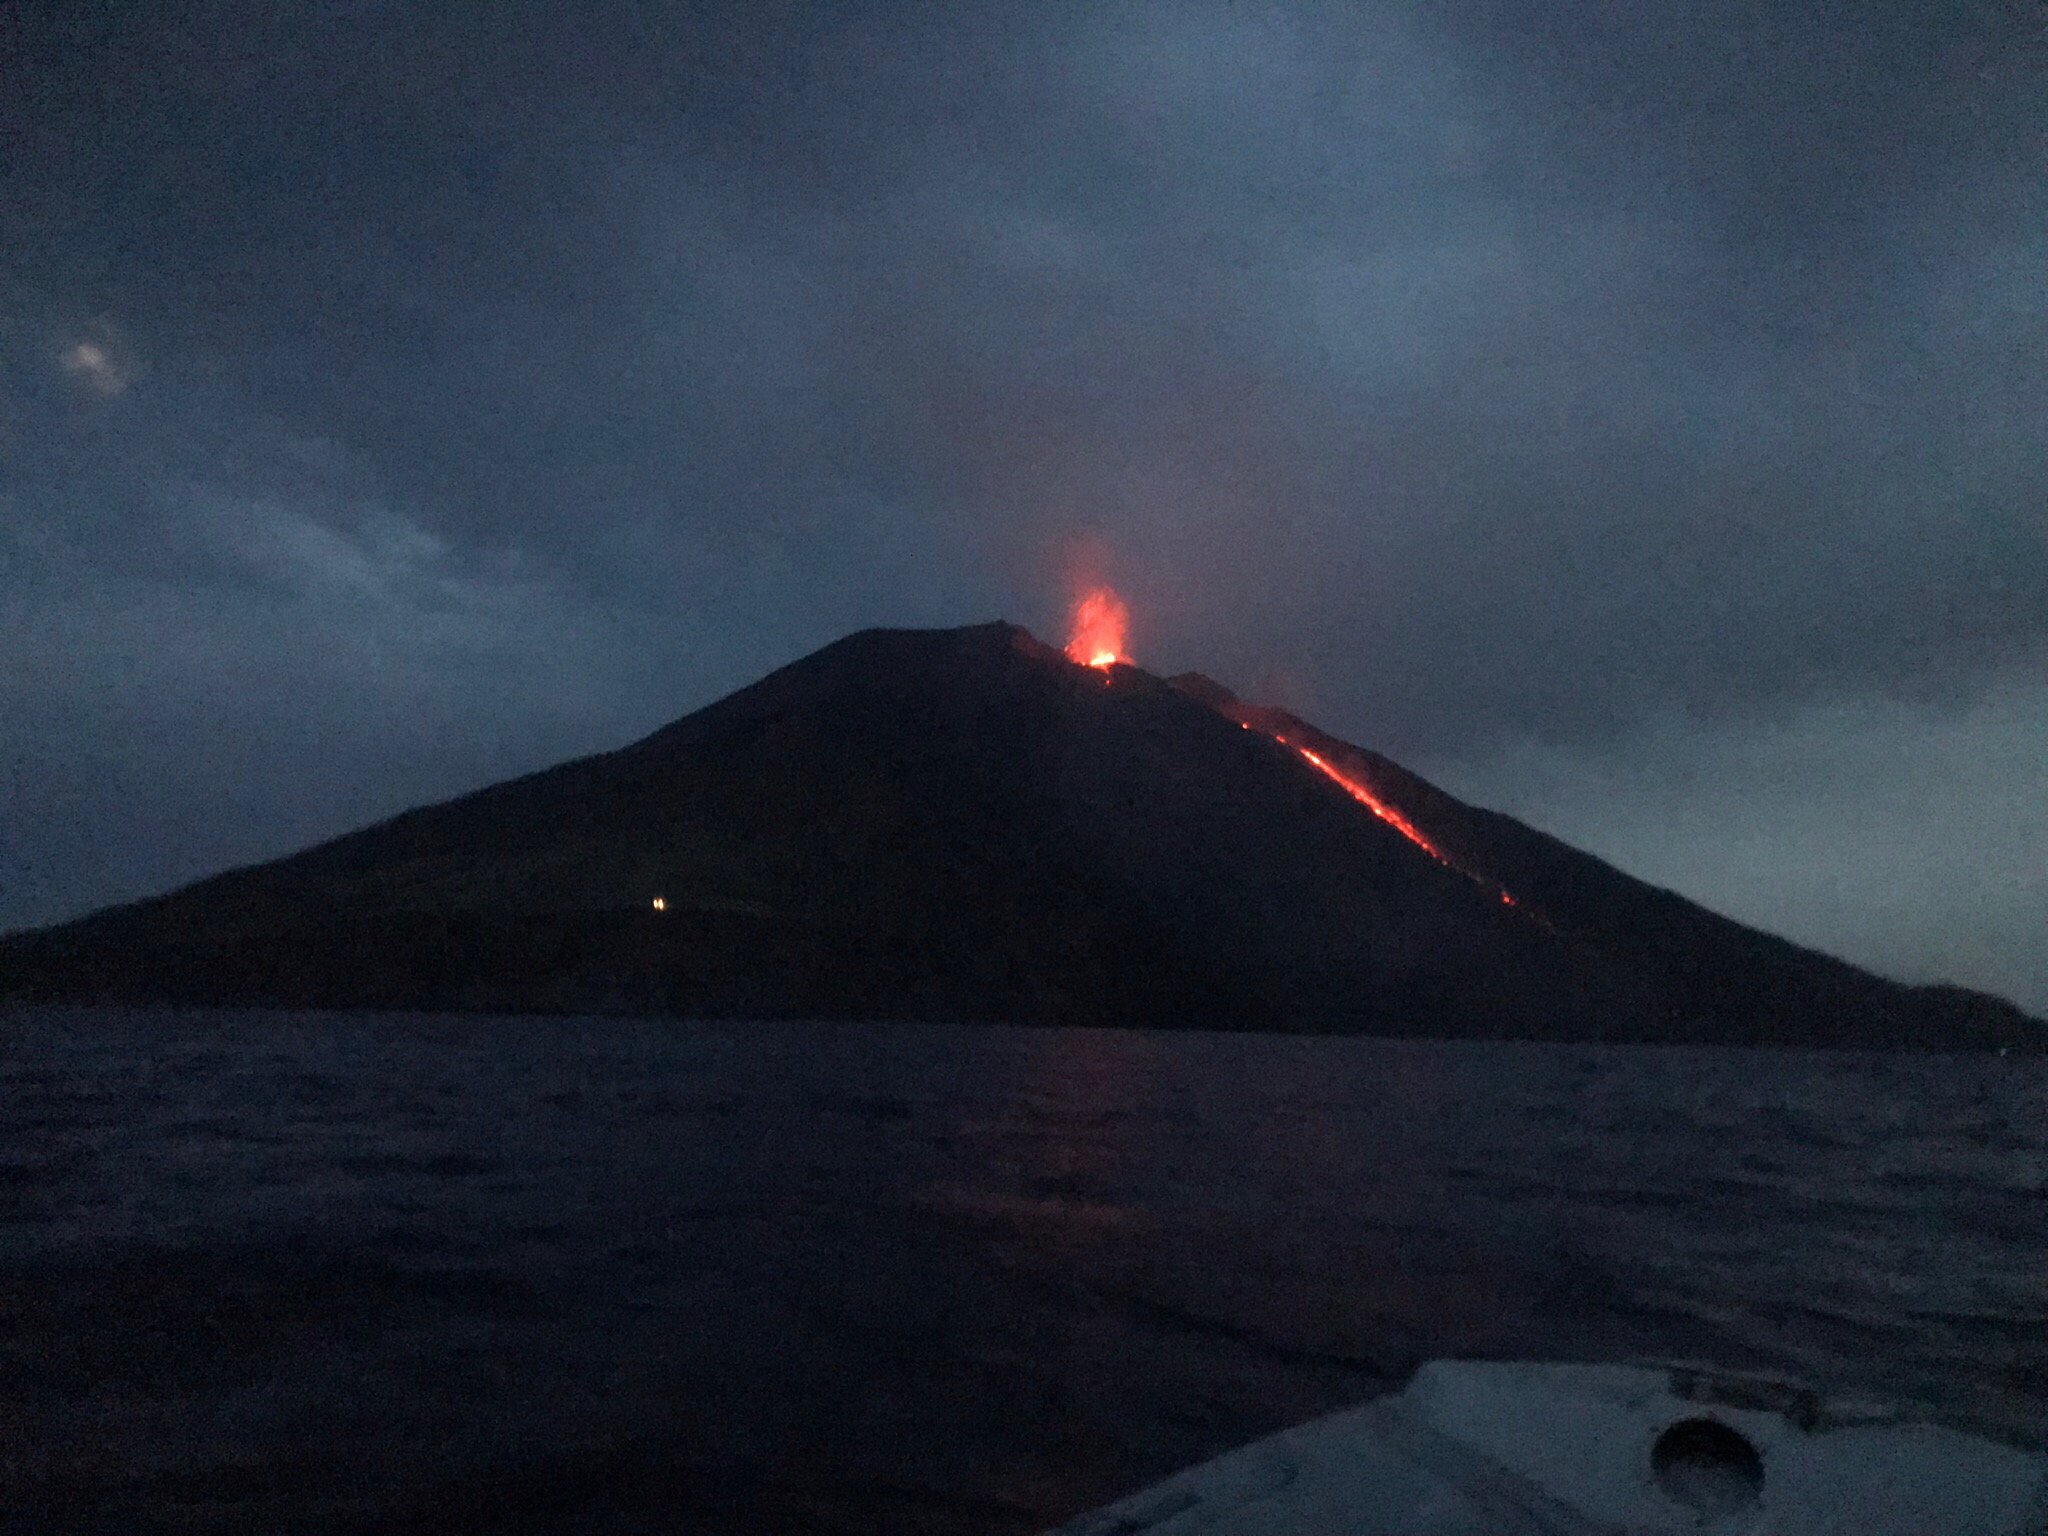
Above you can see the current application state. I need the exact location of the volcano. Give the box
[2,622,2035,1048]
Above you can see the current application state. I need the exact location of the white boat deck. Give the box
[1049,1361,2048,1535]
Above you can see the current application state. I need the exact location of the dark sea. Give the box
[3,1007,2043,1534]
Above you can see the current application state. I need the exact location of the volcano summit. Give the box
[3,622,2035,1048]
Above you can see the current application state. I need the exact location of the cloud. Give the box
[60,338,129,396]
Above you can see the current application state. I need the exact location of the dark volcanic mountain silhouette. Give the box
[3,622,2036,1046]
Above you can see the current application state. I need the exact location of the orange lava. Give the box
[1051,576,1529,915]
[1269,729,1525,911]
[1065,587,1129,670]
[1277,736,1450,863]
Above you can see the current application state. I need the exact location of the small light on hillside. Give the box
[651,896,667,911]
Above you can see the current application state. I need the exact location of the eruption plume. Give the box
[1065,587,1129,669]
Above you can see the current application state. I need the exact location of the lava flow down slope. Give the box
[2,614,2035,1048]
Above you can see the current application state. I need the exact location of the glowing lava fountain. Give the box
[1065,587,1130,670]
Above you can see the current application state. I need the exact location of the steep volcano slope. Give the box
[2,623,2035,1046]
[1169,675,2037,1047]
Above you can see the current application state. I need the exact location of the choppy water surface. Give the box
[3,1008,2043,1533]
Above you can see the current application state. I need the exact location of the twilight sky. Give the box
[3,0,2043,1010]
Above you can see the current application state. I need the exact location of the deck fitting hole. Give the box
[1651,1417,1764,1517]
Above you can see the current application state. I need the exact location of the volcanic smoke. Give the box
[1065,587,1129,669]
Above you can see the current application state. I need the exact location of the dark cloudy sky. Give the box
[4,0,2043,1010]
